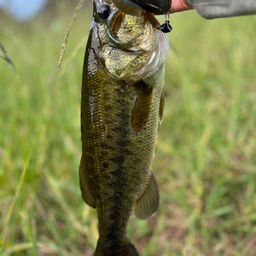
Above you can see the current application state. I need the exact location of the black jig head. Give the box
[159,12,172,33]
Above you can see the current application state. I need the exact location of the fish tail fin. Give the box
[94,240,139,256]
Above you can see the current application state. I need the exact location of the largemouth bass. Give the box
[79,0,170,255]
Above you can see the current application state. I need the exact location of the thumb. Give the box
[171,0,193,13]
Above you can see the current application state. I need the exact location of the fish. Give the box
[79,0,170,255]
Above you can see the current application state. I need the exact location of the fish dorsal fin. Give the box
[134,173,159,220]
[131,82,153,131]
[79,158,96,208]
[159,89,165,125]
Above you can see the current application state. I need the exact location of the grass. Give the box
[0,2,256,255]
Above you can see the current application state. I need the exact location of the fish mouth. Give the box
[107,9,147,49]
[104,9,169,84]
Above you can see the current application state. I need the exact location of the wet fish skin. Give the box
[79,0,169,255]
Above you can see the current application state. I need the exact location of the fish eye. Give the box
[98,5,111,20]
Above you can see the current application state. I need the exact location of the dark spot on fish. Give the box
[106,133,113,140]
[109,156,125,164]
[105,104,112,112]
[103,162,109,169]
[110,173,126,188]
[112,125,128,136]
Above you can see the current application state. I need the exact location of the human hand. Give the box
[171,0,193,13]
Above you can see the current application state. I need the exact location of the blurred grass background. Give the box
[0,1,256,255]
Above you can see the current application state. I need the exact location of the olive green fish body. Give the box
[80,1,169,255]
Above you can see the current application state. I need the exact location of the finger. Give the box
[171,0,193,13]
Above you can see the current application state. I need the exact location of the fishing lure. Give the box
[159,12,172,33]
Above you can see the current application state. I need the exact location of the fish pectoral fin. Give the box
[134,173,159,220]
[159,88,165,125]
[79,158,96,208]
[131,82,153,132]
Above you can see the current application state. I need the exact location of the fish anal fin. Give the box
[134,173,159,220]
[159,89,165,125]
[131,82,153,132]
[79,158,96,208]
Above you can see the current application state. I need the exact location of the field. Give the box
[1,2,256,255]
